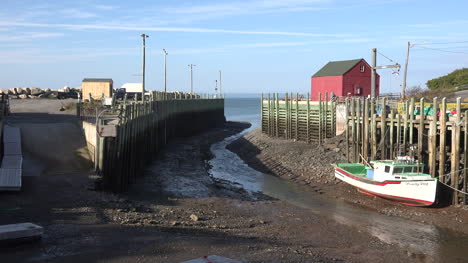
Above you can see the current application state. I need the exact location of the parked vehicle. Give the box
[121,83,143,100]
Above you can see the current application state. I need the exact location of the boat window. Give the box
[394,167,404,174]
[385,166,390,173]
[403,166,413,173]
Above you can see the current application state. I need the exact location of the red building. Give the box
[311,58,380,101]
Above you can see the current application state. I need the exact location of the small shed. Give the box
[81,78,113,100]
[311,59,380,101]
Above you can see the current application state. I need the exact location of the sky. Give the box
[1,0,468,95]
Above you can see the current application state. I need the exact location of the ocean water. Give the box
[224,97,261,129]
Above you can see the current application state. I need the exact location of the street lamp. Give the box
[163,49,168,93]
[141,33,149,101]
[188,64,196,93]
[401,41,429,99]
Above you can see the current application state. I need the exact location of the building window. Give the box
[355,88,361,95]
[360,65,365,72]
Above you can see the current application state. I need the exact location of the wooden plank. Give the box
[1,155,22,169]
[0,223,43,243]
[409,98,415,145]
[3,126,21,143]
[371,109,377,160]
[380,98,387,159]
[4,142,22,156]
[403,101,408,153]
[0,169,21,191]
[356,99,361,163]
[429,97,438,178]
[464,111,468,204]
[307,93,310,143]
[181,255,243,263]
[325,92,328,139]
[345,98,349,162]
[275,93,279,137]
[390,109,394,159]
[451,97,461,204]
[296,93,299,140]
[350,98,356,162]
[396,112,401,156]
[418,98,424,164]
[439,98,447,183]
[319,93,322,144]
[362,98,369,161]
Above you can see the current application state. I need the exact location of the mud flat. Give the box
[1,114,412,262]
[227,129,468,235]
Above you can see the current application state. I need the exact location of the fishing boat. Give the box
[332,156,438,206]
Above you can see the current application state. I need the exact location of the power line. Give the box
[377,51,395,63]
[415,45,468,54]
[423,40,468,45]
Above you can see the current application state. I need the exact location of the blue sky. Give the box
[1,0,467,95]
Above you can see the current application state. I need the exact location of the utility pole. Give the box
[219,70,222,96]
[141,33,149,101]
[163,49,168,93]
[371,48,377,98]
[402,41,412,100]
[188,64,196,93]
[370,47,401,98]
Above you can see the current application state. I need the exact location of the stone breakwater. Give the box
[1,87,79,99]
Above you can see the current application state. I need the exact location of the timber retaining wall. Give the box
[81,96,225,192]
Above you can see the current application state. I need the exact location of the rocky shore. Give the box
[227,129,468,234]
[1,86,79,99]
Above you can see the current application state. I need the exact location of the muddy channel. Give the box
[211,126,468,263]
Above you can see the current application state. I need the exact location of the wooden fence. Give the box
[346,97,467,205]
[261,93,336,143]
[80,92,224,192]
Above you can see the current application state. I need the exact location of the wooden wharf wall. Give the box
[346,97,467,205]
[261,93,336,143]
[81,92,225,192]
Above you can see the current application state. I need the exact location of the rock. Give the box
[43,90,52,97]
[333,148,341,153]
[25,87,31,95]
[15,87,24,94]
[45,88,51,92]
[190,214,199,222]
[30,88,43,96]
[59,86,71,93]
[170,221,179,226]
[37,94,46,98]
[9,88,17,95]
[18,94,28,99]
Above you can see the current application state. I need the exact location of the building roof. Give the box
[312,59,363,77]
[82,78,113,83]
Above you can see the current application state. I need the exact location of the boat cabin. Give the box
[368,159,429,181]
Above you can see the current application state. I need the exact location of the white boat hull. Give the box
[334,167,437,206]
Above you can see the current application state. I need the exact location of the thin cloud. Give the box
[61,9,97,19]
[0,32,64,42]
[94,5,116,11]
[0,21,352,37]
[163,0,331,16]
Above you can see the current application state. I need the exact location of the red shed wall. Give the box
[342,61,380,97]
[311,75,343,101]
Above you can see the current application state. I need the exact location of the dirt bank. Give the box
[227,129,468,235]
[1,114,414,262]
